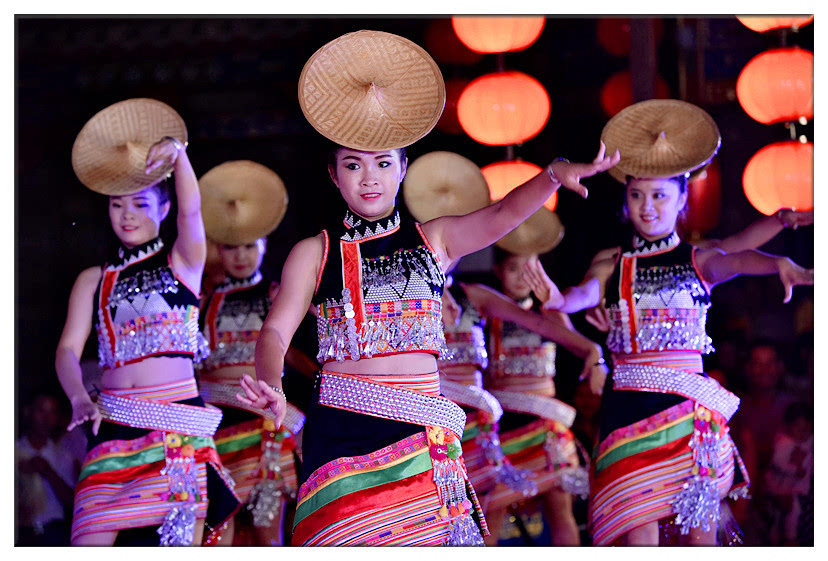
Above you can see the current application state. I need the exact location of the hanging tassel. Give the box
[247,479,284,528]
[158,504,197,546]
[558,466,590,499]
[671,474,721,534]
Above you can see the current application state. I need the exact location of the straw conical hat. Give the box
[199,160,288,246]
[298,30,446,151]
[71,98,188,195]
[402,151,491,223]
[495,207,565,256]
[601,99,721,183]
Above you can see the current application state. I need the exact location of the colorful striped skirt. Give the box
[589,372,750,546]
[291,371,488,546]
[70,379,240,545]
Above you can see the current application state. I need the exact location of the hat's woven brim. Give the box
[495,207,565,256]
[298,30,446,151]
[601,99,721,183]
[402,151,491,223]
[199,160,288,246]
[71,98,188,195]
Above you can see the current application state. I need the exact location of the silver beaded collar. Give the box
[625,231,680,257]
[216,270,263,292]
[341,209,401,242]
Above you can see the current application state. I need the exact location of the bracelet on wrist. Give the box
[163,136,185,152]
[593,357,606,366]
[267,384,286,401]
[546,157,570,184]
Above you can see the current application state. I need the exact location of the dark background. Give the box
[16,15,813,411]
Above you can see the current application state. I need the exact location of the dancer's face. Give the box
[328,148,407,221]
[108,186,170,248]
[218,238,266,279]
[495,253,533,301]
[626,177,687,242]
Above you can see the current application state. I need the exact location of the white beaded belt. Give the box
[198,380,306,435]
[439,378,503,422]
[317,371,467,437]
[613,363,740,421]
[96,391,223,437]
[489,389,576,428]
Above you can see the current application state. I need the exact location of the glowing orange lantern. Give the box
[683,160,722,237]
[596,18,664,57]
[736,15,814,33]
[437,78,472,135]
[743,141,813,216]
[457,71,550,146]
[600,69,670,117]
[425,19,484,65]
[451,16,545,54]
[736,47,813,125]
[481,160,558,211]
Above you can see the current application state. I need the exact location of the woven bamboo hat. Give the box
[199,160,288,246]
[402,151,491,223]
[495,207,565,256]
[298,30,446,151]
[71,98,188,195]
[601,99,721,183]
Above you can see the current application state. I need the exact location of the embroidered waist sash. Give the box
[439,378,503,422]
[612,361,740,421]
[317,371,466,437]
[489,389,576,428]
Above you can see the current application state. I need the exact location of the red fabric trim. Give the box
[99,269,120,365]
[690,246,714,294]
[204,291,225,352]
[619,256,638,353]
[291,470,437,546]
[340,240,365,326]
[414,222,443,270]
[593,433,691,490]
[315,230,329,296]
[167,252,202,298]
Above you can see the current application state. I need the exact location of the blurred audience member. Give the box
[15,392,78,546]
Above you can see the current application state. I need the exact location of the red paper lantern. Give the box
[457,71,550,146]
[481,160,557,211]
[736,47,813,125]
[683,160,722,237]
[743,141,813,216]
[451,16,545,54]
[596,18,664,57]
[436,78,472,135]
[425,19,484,65]
[736,15,814,33]
[600,69,671,117]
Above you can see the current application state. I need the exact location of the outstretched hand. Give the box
[778,209,814,230]
[67,396,102,436]
[523,257,565,310]
[237,373,287,425]
[145,136,183,175]
[778,258,814,303]
[549,141,620,199]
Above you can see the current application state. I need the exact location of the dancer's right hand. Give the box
[68,395,102,435]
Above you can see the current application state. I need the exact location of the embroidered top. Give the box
[94,237,208,369]
[200,270,269,370]
[314,209,449,363]
[606,232,714,356]
[438,287,488,371]
[485,297,557,397]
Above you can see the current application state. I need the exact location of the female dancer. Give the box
[236,25,619,549]
[196,160,305,546]
[467,248,607,546]
[522,99,813,546]
[56,99,238,546]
